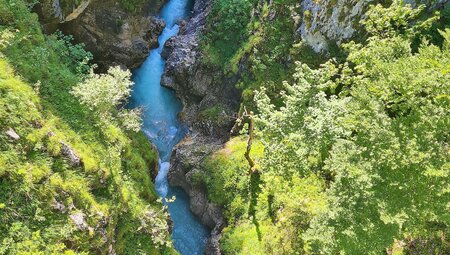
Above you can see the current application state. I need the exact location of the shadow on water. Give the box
[129,0,210,254]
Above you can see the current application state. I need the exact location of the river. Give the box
[128,0,210,254]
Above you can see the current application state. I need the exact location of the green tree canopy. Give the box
[71,66,142,131]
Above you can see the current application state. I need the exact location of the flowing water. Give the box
[129,0,210,254]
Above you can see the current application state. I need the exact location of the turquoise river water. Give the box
[129,0,210,254]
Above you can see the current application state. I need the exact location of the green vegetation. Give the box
[201,0,335,111]
[118,0,149,13]
[202,0,257,67]
[71,67,143,132]
[199,105,231,127]
[201,136,263,219]
[1,0,449,254]
[198,1,450,254]
[0,0,175,254]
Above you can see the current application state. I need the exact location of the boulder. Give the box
[5,128,20,140]
[69,211,88,230]
[61,141,81,167]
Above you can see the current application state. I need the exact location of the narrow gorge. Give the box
[1,0,449,254]
[128,0,211,254]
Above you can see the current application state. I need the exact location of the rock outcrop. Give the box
[36,0,91,28]
[299,0,374,52]
[168,135,225,254]
[161,0,240,139]
[69,211,90,231]
[5,128,20,141]
[35,0,165,69]
[47,131,82,167]
[60,141,82,167]
[299,0,449,52]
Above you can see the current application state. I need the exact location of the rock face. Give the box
[168,135,225,224]
[37,0,91,28]
[161,0,240,139]
[299,0,374,52]
[35,0,165,69]
[168,135,226,254]
[161,0,239,253]
[299,0,449,52]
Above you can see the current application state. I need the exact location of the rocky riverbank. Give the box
[161,0,242,253]
[161,0,240,139]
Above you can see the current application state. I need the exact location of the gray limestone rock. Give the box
[5,128,20,141]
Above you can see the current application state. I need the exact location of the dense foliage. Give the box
[199,1,450,254]
[0,0,175,254]
[71,67,143,132]
[201,0,337,115]
[118,0,151,12]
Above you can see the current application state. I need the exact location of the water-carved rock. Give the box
[35,0,165,70]
[162,0,240,139]
[168,134,225,255]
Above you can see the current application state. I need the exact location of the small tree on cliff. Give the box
[71,66,142,131]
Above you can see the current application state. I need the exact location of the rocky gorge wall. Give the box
[161,0,241,139]
[161,0,449,254]
[35,0,165,69]
[300,0,449,52]
[299,0,374,52]
[34,0,234,253]
[161,0,236,253]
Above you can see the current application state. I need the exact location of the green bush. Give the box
[201,0,257,67]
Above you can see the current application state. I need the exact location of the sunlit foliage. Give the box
[201,1,450,254]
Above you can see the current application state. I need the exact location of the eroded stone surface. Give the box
[168,134,225,254]
[36,0,165,70]
[299,0,449,52]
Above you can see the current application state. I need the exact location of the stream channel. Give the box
[129,0,210,254]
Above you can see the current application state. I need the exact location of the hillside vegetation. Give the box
[198,1,450,254]
[0,0,175,254]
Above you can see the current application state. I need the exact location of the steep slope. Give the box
[0,1,175,254]
[300,0,449,52]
